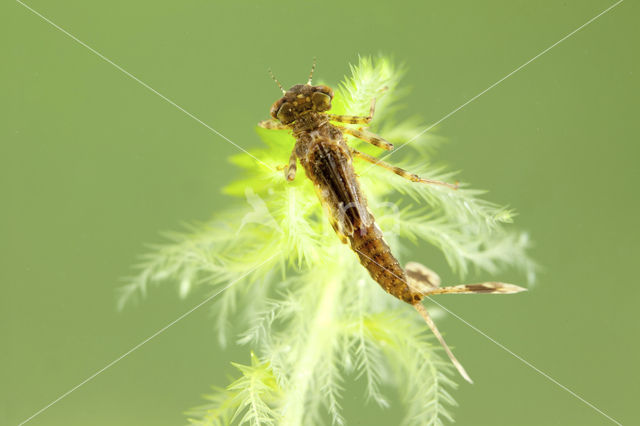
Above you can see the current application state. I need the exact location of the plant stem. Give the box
[281,278,342,425]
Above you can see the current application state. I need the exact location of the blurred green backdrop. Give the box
[2,0,638,425]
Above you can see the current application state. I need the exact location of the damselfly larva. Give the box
[258,61,526,383]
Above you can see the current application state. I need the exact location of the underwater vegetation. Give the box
[119,57,535,425]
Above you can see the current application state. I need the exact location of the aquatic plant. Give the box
[119,57,535,425]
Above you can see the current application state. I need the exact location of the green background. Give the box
[2,0,638,425]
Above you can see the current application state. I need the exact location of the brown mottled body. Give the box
[291,115,420,304]
[259,65,526,383]
[349,223,420,303]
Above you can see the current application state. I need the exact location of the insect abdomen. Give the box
[348,223,421,304]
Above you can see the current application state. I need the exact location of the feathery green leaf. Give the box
[122,56,535,425]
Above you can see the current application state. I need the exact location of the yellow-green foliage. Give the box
[120,57,535,425]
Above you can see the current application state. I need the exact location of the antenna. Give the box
[306,57,317,85]
[268,68,286,94]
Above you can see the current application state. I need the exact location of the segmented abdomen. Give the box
[348,223,421,304]
[296,124,421,304]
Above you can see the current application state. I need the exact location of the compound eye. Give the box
[276,102,295,124]
[311,92,331,111]
[315,85,334,98]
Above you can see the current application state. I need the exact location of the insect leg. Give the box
[284,151,297,181]
[327,97,378,125]
[338,126,394,150]
[258,119,288,130]
[257,120,296,177]
[350,149,459,189]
